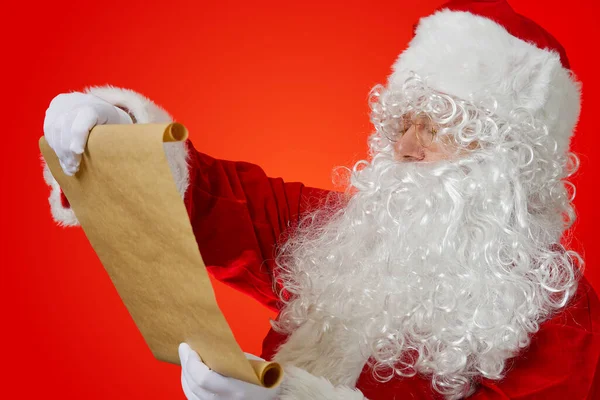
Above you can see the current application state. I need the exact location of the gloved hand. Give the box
[43,92,133,176]
[178,343,280,400]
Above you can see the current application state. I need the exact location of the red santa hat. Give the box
[388,0,580,155]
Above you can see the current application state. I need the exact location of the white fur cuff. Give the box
[85,85,173,124]
[42,158,79,227]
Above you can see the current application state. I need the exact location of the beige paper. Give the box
[39,123,282,388]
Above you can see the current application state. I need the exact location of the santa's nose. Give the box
[394,126,425,161]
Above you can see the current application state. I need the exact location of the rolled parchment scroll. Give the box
[39,123,282,388]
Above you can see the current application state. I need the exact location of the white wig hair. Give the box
[273,74,583,399]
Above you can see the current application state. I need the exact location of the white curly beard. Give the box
[273,147,578,398]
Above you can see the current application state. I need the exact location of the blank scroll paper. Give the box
[40,123,282,388]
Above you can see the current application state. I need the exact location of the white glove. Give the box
[178,343,280,400]
[43,92,133,176]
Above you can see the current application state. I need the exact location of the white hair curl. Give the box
[272,74,583,399]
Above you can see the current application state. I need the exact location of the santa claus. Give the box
[41,0,600,399]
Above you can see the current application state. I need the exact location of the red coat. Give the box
[57,139,600,399]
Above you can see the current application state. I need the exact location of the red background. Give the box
[2,0,598,398]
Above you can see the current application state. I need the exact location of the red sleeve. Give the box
[183,139,334,312]
[470,277,600,400]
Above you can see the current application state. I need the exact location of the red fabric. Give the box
[434,0,570,69]
[183,139,335,311]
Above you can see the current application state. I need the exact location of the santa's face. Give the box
[273,78,578,399]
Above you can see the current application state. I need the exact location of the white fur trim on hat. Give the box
[278,366,368,400]
[389,9,581,155]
